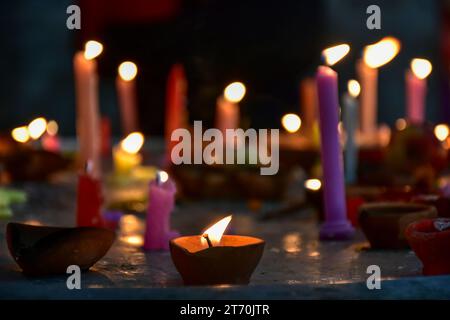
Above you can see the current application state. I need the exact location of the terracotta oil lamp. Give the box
[406,218,450,276]
[6,222,115,276]
[170,215,265,285]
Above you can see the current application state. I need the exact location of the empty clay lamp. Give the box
[170,215,265,285]
[406,218,450,276]
[6,222,115,276]
[359,202,437,249]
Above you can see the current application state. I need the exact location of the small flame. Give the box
[322,44,350,66]
[11,126,30,143]
[281,114,302,133]
[121,132,144,154]
[347,80,361,98]
[395,118,407,131]
[305,178,321,191]
[84,40,103,60]
[118,61,138,81]
[158,171,169,183]
[363,37,400,68]
[434,124,449,142]
[28,117,47,140]
[411,58,432,80]
[46,120,58,136]
[224,82,246,103]
[201,215,232,246]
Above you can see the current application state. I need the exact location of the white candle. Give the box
[116,61,139,134]
[343,80,360,185]
[406,58,432,124]
[73,40,103,177]
[215,82,246,134]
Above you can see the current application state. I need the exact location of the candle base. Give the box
[319,220,355,241]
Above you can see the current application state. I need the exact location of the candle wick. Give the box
[203,234,213,248]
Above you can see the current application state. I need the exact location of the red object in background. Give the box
[406,218,450,276]
[165,64,187,165]
[76,173,104,227]
[101,117,112,157]
[346,196,365,227]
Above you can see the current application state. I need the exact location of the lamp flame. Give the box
[118,61,138,81]
[224,82,246,103]
[363,37,400,68]
[84,40,103,60]
[305,179,321,191]
[281,114,302,133]
[347,80,361,98]
[411,58,432,80]
[11,126,30,143]
[28,117,47,140]
[322,44,350,66]
[201,215,232,246]
[434,124,449,142]
[121,132,144,154]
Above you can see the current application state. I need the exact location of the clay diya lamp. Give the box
[170,216,265,285]
[6,222,115,276]
[406,218,450,275]
[411,194,450,218]
[359,202,437,249]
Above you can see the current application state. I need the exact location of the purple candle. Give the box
[316,66,354,240]
[143,171,179,250]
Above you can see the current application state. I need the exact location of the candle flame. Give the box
[281,114,302,133]
[84,40,103,60]
[395,118,407,131]
[28,117,47,140]
[305,178,321,191]
[434,124,449,142]
[118,61,138,81]
[347,80,361,98]
[121,132,144,154]
[46,120,58,136]
[158,171,169,183]
[201,215,232,246]
[363,37,400,68]
[322,44,350,66]
[411,58,432,80]
[11,126,30,143]
[224,82,246,103]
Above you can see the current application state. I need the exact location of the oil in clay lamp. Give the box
[6,222,115,276]
[170,215,265,285]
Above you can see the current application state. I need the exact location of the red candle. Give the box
[76,163,104,227]
[406,58,432,124]
[165,64,187,162]
[116,61,139,134]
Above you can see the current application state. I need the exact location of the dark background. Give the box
[0,0,447,136]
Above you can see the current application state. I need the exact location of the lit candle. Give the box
[113,132,144,174]
[73,40,103,177]
[76,162,104,227]
[42,120,61,152]
[343,80,360,185]
[358,37,400,139]
[143,171,179,250]
[406,58,432,124]
[317,44,354,240]
[215,82,246,134]
[281,113,301,133]
[299,77,318,137]
[165,64,188,163]
[11,126,30,144]
[116,61,139,134]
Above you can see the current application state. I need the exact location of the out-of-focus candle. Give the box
[406,58,432,124]
[76,162,104,227]
[358,37,400,137]
[42,120,61,152]
[299,77,318,137]
[143,171,179,250]
[73,40,103,178]
[11,126,30,144]
[216,82,246,134]
[116,61,139,135]
[343,80,360,185]
[113,132,144,174]
[317,44,354,240]
[165,64,187,163]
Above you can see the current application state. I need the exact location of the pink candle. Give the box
[406,58,432,124]
[215,82,246,134]
[116,61,139,134]
[143,172,179,251]
[316,66,354,240]
[41,120,60,153]
[73,41,103,178]
[165,64,187,162]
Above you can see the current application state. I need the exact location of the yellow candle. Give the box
[113,132,144,174]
